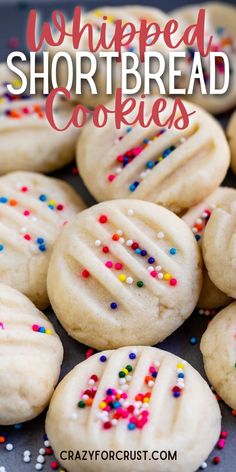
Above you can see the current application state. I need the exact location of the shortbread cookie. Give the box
[170,3,236,114]
[0,171,85,308]
[0,284,63,425]
[183,187,235,309]
[202,195,236,298]
[227,110,236,174]
[0,63,79,174]
[77,96,230,214]
[47,200,202,349]
[201,302,236,409]
[46,346,221,472]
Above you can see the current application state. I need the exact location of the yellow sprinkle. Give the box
[99,402,107,409]
[177,363,184,369]
[46,329,51,335]
[94,10,102,17]
[107,15,115,23]
[119,274,126,282]
[48,199,56,206]
[122,368,128,375]
[12,79,21,88]
[143,397,150,403]
[164,273,171,280]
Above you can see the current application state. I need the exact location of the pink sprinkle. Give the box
[115,262,123,270]
[32,324,39,332]
[105,261,113,268]
[23,210,30,216]
[121,392,128,399]
[217,439,225,449]
[24,234,31,241]
[8,37,20,49]
[108,174,116,182]
[170,278,177,286]
[150,271,157,278]
[23,107,30,114]
[221,431,228,439]
[21,186,28,192]
[0,322,4,330]
[85,348,94,359]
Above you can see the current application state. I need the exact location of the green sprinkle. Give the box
[119,371,126,378]
[126,365,133,372]
[137,281,144,288]
[78,401,86,408]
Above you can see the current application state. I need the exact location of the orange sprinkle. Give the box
[9,199,17,206]
[0,436,6,443]
[112,234,119,241]
[86,398,93,406]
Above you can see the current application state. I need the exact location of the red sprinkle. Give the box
[212,456,221,465]
[82,269,90,278]
[170,278,177,286]
[50,461,59,470]
[24,234,31,241]
[108,174,116,182]
[220,431,228,439]
[45,447,53,455]
[103,421,112,429]
[102,246,109,253]
[21,186,28,192]
[57,204,64,211]
[85,348,94,359]
[99,215,108,224]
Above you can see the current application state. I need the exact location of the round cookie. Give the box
[200,302,236,409]
[0,171,85,308]
[182,187,235,309]
[227,110,236,174]
[46,346,221,472]
[47,200,202,350]
[0,284,63,425]
[0,63,80,174]
[202,195,236,298]
[170,3,236,114]
[77,96,230,214]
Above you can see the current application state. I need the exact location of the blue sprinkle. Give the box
[106,388,113,395]
[140,250,147,257]
[129,352,136,360]
[14,424,22,430]
[39,327,46,333]
[0,244,4,252]
[129,181,139,192]
[113,401,121,409]
[146,161,154,169]
[39,194,47,202]
[190,336,198,345]
[148,257,155,264]
[100,355,107,363]
[135,248,141,254]
[195,234,201,241]
[169,247,177,255]
[128,422,136,430]
[38,244,46,252]
[143,138,149,144]
[126,127,132,133]
[48,204,54,210]
[178,373,184,379]
[36,237,44,245]
[173,391,181,398]
[152,371,158,378]
[0,196,8,203]
[110,302,117,310]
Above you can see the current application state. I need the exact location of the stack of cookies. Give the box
[0,3,236,472]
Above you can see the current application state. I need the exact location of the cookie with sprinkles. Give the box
[182,187,236,310]
[47,199,202,349]
[227,110,236,175]
[46,346,221,472]
[0,171,85,308]
[170,3,236,114]
[0,62,80,174]
[201,302,236,410]
[77,95,229,214]
[0,284,63,425]
[202,194,236,299]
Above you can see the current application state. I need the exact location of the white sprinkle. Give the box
[82,394,89,401]
[148,380,154,388]
[88,379,95,386]
[44,440,50,447]
[37,455,45,464]
[32,216,38,222]
[157,232,164,239]
[95,239,101,247]
[158,273,164,279]
[202,212,208,218]
[0,467,6,472]
[20,227,27,233]
[119,237,125,244]
[119,378,126,385]
[148,266,154,272]
[201,462,207,469]
[5,444,13,452]
[199,309,204,315]
[126,239,133,246]
[117,229,123,236]
[192,227,198,234]
[115,168,122,174]
[156,265,162,271]
[35,465,43,471]
[24,450,31,456]
[126,277,133,284]
[134,401,142,408]
[71,412,78,420]
[177,382,185,389]
[23,456,31,463]
[127,209,134,216]
[205,310,210,316]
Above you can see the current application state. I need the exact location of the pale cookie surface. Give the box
[0,284,63,425]
[0,171,85,308]
[47,200,202,350]
[227,110,236,174]
[170,3,236,114]
[202,195,236,298]
[46,346,221,472]
[0,63,80,174]
[182,187,235,309]
[201,302,236,410]
[77,96,229,214]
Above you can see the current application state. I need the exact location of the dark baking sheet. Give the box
[0,0,236,471]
